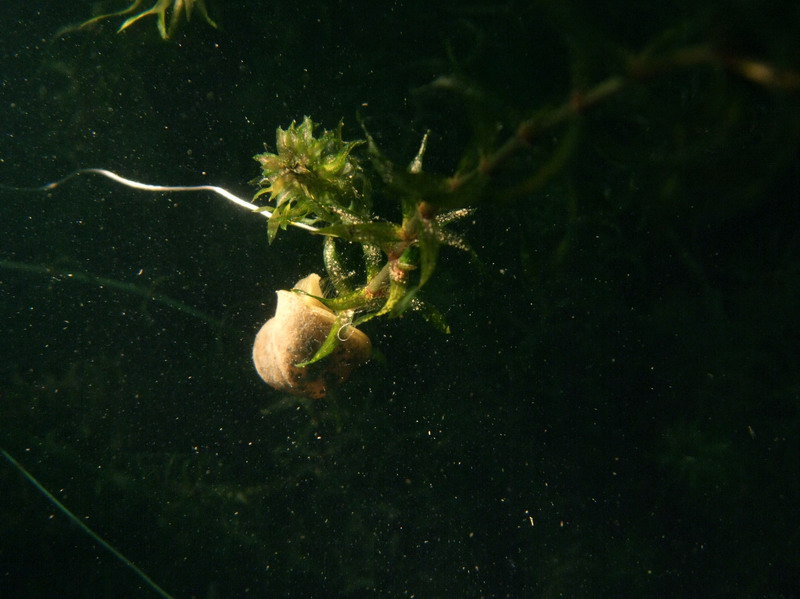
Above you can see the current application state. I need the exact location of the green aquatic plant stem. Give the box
[248,118,477,362]
[1,449,175,599]
[365,261,391,297]
[629,44,800,90]
[447,75,627,191]
[447,44,799,200]
[0,259,223,327]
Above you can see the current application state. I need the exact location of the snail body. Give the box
[252,274,371,398]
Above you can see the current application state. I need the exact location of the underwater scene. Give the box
[1,1,799,597]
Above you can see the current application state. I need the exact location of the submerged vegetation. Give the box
[250,117,473,365]
[3,1,800,597]
[68,0,217,39]
[244,36,800,371]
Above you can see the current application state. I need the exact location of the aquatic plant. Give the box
[8,35,796,399]
[241,44,800,393]
[0,259,222,326]
[249,117,472,360]
[3,3,800,596]
[1,449,175,599]
[73,0,217,39]
[8,115,473,398]
[243,117,477,395]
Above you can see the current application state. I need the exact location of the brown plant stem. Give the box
[448,44,798,197]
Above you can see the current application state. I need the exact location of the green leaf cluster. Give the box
[251,117,477,366]
[253,117,369,242]
[69,0,217,40]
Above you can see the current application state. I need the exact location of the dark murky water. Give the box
[2,1,799,597]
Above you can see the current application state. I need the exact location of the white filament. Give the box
[38,168,319,232]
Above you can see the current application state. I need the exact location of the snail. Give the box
[252,274,371,398]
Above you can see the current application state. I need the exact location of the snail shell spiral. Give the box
[252,274,371,398]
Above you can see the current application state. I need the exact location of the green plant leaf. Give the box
[313,288,371,312]
[417,225,440,288]
[376,278,410,318]
[315,222,403,246]
[323,237,353,294]
[253,117,367,233]
[294,316,344,368]
[411,298,451,334]
[388,286,417,318]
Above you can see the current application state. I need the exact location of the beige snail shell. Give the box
[252,274,371,398]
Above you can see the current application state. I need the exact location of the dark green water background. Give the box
[2,1,799,597]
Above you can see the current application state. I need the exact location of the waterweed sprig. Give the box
[253,117,369,242]
[64,0,217,39]
[5,121,475,395]
[10,41,797,397]
[250,117,475,370]
[2,449,175,599]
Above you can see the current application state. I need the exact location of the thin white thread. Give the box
[337,323,355,341]
[38,168,319,232]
